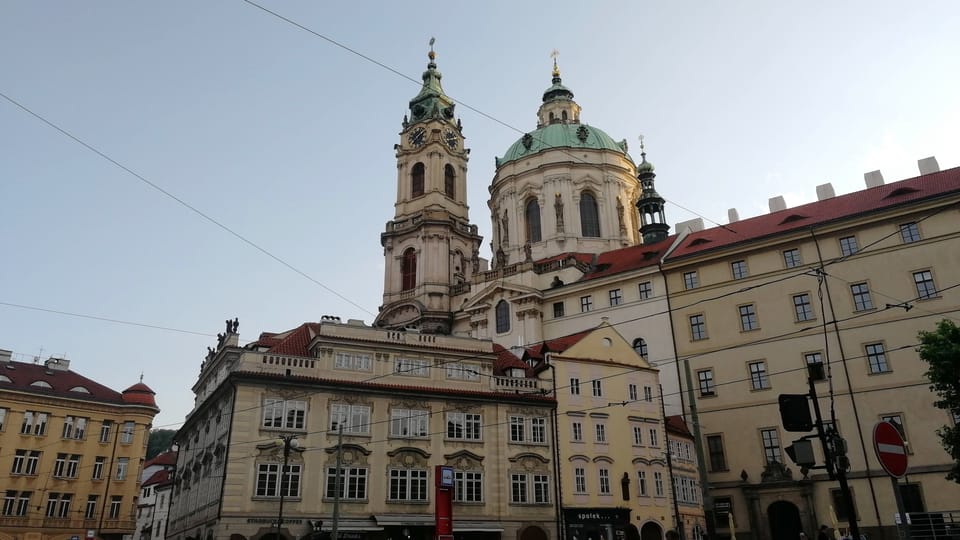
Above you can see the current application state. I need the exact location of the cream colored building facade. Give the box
[0,350,159,540]
[662,164,960,540]
[166,319,558,540]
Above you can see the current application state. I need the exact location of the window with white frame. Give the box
[66,454,80,478]
[783,248,802,268]
[256,463,302,497]
[334,352,372,371]
[805,352,826,381]
[553,302,565,318]
[580,295,593,313]
[446,362,480,381]
[632,338,648,359]
[325,467,367,500]
[99,420,112,443]
[851,282,874,311]
[749,361,770,390]
[0,408,6,431]
[649,428,659,447]
[23,451,40,475]
[109,496,122,519]
[120,421,135,443]
[53,453,67,477]
[639,281,653,299]
[644,386,653,402]
[62,416,88,440]
[446,412,482,441]
[632,426,643,445]
[116,457,129,480]
[45,493,72,518]
[454,470,483,502]
[598,468,611,494]
[571,421,583,442]
[510,473,550,504]
[330,403,371,434]
[395,357,430,377]
[839,235,859,256]
[609,289,623,306]
[574,467,587,493]
[739,304,758,331]
[760,428,782,464]
[698,369,715,396]
[793,293,814,321]
[570,378,581,395]
[592,379,603,397]
[84,495,97,519]
[683,271,699,290]
[390,409,429,438]
[92,456,105,480]
[389,469,428,501]
[638,470,648,496]
[913,270,937,299]
[654,471,664,496]
[900,222,921,243]
[866,343,890,373]
[690,314,707,340]
[595,423,607,443]
[629,384,638,401]
[263,398,307,430]
[731,260,749,280]
[20,411,49,436]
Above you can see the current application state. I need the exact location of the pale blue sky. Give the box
[2,1,958,428]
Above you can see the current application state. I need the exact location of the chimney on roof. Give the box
[727,208,740,223]
[816,183,836,200]
[918,156,940,175]
[44,357,70,371]
[0,349,11,363]
[864,170,885,188]
[768,196,787,213]
[674,218,704,233]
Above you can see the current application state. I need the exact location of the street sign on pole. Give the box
[873,421,908,478]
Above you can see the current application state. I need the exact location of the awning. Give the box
[453,522,505,533]
[374,515,435,526]
[321,520,383,532]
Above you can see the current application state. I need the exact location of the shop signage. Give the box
[564,509,629,523]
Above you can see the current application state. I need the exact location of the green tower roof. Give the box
[496,123,630,167]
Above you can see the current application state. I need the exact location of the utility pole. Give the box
[274,435,300,540]
[660,385,684,540]
[331,424,344,540]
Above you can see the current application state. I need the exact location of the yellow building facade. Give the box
[663,165,960,540]
[0,351,159,540]
[167,319,558,540]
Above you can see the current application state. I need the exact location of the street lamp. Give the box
[274,435,300,540]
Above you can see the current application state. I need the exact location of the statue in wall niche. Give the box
[496,246,507,269]
[471,249,480,274]
[501,209,509,246]
[554,193,565,233]
[616,197,626,234]
[524,242,532,262]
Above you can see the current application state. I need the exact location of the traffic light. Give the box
[785,439,816,468]
[779,394,813,432]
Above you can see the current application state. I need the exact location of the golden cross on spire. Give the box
[550,49,560,77]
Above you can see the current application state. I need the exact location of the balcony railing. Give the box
[492,376,541,392]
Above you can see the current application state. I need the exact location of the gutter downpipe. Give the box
[546,356,565,540]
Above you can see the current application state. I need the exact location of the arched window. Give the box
[444,164,455,198]
[632,338,648,359]
[580,192,601,237]
[525,198,542,243]
[495,300,510,333]
[401,248,417,291]
[411,162,425,198]
[562,110,568,122]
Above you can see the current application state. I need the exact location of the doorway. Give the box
[767,501,803,540]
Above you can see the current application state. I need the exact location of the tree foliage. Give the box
[918,319,960,483]
[147,429,177,459]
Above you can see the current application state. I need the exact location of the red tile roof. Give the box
[247,323,322,356]
[665,415,693,438]
[580,235,677,281]
[666,167,960,260]
[0,359,133,405]
[492,344,530,375]
[144,450,178,469]
[122,382,158,407]
[143,469,173,488]
[526,328,593,360]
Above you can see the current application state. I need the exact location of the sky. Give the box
[1,1,958,429]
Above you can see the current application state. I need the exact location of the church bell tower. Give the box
[374,43,483,334]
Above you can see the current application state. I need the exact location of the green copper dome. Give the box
[496,123,630,167]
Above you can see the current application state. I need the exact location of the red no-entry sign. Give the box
[874,421,908,478]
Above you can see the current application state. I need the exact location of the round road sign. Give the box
[873,421,908,478]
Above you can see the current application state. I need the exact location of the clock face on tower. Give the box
[443,129,457,150]
[408,127,426,147]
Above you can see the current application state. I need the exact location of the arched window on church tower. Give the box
[495,300,510,334]
[444,164,455,199]
[401,248,417,291]
[632,338,648,360]
[525,198,542,243]
[562,110,568,122]
[580,191,601,237]
[411,162,425,198]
